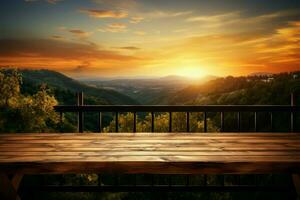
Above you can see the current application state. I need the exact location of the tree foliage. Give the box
[0,70,61,133]
[103,112,218,133]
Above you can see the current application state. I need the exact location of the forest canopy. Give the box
[0,69,60,132]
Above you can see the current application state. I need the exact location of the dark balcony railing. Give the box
[54,92,299,133]
[46,92,300,195]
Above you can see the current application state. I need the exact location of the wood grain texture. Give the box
[0,133,299,174]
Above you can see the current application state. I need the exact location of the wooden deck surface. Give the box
[0,133,300,174]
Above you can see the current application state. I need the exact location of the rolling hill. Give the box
[168,72,300,105]
[83,75,217,104]
[18,69,139,105]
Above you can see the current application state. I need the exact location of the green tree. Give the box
[0,70,67,133]
[103,112,218,133]
[0,69,22,106]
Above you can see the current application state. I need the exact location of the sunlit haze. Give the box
[0,0,299,78]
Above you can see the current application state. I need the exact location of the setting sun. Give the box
[174,66,207,79]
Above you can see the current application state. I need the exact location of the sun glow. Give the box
[175,67,206,79]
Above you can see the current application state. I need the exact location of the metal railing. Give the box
[29,92,298,196]
[54,92,299,133]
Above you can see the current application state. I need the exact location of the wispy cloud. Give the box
[24,0,63,4]
[118,46,141,50]
[0,38,141,75]
[51,35,64,40]
[146,10,192,18]
[133,31,146,36]
[80,9,128,19]
[255,21,300,57]
[187,11,240,23]
[107,23,127,32]
[130,16,144,24]
[68,29,92,38]
[47,0,62,4]
[98,23,127,33]
[91,0,138,9]
[186,9,300,30]
[173,29,188,33]
[171,11,193,17]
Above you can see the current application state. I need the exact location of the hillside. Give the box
[18,69,139,105]
[83,75,217,104]
[168,72,300,105]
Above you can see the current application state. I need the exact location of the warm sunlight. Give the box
[174,66,207,79]
[0,1,300,200]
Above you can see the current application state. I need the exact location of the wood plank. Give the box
[1,138,298,144]
[0,138,300,145]
[0,133,299,175]
[0,144,299,150]
[0,159,300,174]
[1,155,300,162]
[1,141,298,147]
[1,143,299,151]
[2,135,295,139]
[1,151,300,156]
[1,133,298,140]
[2,147,299,153]
[1,133,299,139]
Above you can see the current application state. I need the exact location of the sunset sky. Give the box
[0,0,299,78]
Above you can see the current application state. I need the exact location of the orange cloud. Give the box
[137,20,300,77]
[107,23,127,31]
[118,46,141,50]
[0,38,159,77]
[68,29,92,38]
[133,31,146,36]
[51,35,64,40]
[98,23,127,33]
[143,10,192,19]
[80,9,128,19]
[130,16,144,24]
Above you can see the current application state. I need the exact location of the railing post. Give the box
[59,112,64,133]
[220,112,224,132]
[270,112,273,132]
[254,112,257,132]
[237,112,241,132]
[169,112,172,132]
[77,92,84,133]
[98,112,102,133]
[133,112,137,133]
[204,112,207,133]
[115,112,119,132]
[151,112,154,132]
[186,112,190,132]
[291,93,296,132]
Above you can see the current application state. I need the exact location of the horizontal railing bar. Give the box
[54,105,300,113]
[22,185,293,193]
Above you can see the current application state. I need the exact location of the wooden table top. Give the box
[0,133,300,174]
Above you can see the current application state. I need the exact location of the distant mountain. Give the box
[83,75,217,104]
[18,69,139,105]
